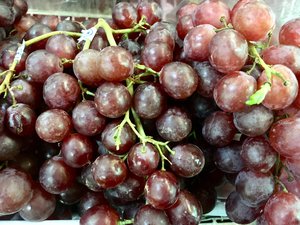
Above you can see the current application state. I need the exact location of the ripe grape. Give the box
[127,143,159,177]
[43,72,81,110]
[35,109,72,143]
[176,15,194,40]
[98,46,134,82]
[145,170,179,209]
[56,20,81,32]
[59,182,85,205]
[92,154,128,189]
[156,106,192,142]
[279,18,300,47]
[77,191,107,216]
[1,44,29,73]
[159,62,198,99]
[72,100,106,136]
[213,71,257,112]
[183,24,216,62]
[39,15,59,30]
[39,156,76,194]
[134,204,170,225]
[112,2,137,29]
[177,3,198,19]
[145,28,175,50]
[231,1,275,41]
[137,1,162,25]
[264,192,300,225]
[24,23,52,50]
[80,205,119,225]
[192,0,230,29]
[258,64,298,110]
[202,111,237,147]
[94,82,131,118]
[169,144,205,178]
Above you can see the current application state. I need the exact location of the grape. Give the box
[134,204,170,225]
[166,190,202,225]
[39,15,59,31]
[233,105,274,137]
[225,191,260,224]
[269,116,300,159]
[213,71,257,112]
[24,23,52,50]
[264,192,300,225]
[0,5,15,27]
[235,169,274,207]
[169,144,205,178]
[279,18,300,47]
[145,28,175,50]
[43,72,80,110]
[5,103,36,137]
[80,164,103,192]
[19,183,56,221]
[73,49,103,87]
[145,170,179,209]
[151,21,177,39]
[183,24,216,62]
[45,34,78,66]
[214,141,245,173]
[258,64,298,110]
[14,15,37,33]
[209,29,248,73]
[137,1,162,25]
[61,133,95,168]
[141,42,173,72]
[59,182,85,205]
[90,34,108,51]
[39,156,76,194]
[280,169,300,198]
[80,205,119,225]
[156,106,192,142]
[283,157,300,180]
[101,120,136,155]
[241,136,277,173]
[118,39,140,56]
[262,44,300,76]
[35,109,72,143]
[176,15,195,40]
[8,79,42,109]
[98,46,134,82]
[0,168,33,215]
[13,0,28,18]
[25,50,63,83]
[72,100,106,136]
[104,172,145,205]
[202,111,237,147]
[126,143,159,177]
[192,0,230,29]
[231,1,275,41]
[193,61,224,98]
[112,2,137,29]
[56,20,81,32]
[92,154,128,189]
[78,191,107,216]
[133,82,166,119]
[1,44,29,73]
[159,62,198,99]
[94,82,131,118]
[177,3,198,19]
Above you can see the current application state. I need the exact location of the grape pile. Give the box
[0,0,300,224]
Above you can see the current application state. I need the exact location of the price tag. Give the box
[77,27,97,43]
[14,39,26,63]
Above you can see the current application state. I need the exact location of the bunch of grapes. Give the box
[0,0,300,224]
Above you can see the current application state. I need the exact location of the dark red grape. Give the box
[1,44,28,73]
[264,192,300,225]
[59,182,85,205]
[19,183,56,221]
[156,106,192,142]
[14,15,37,33]
[13,0,28,15]
[80,164,103,192]
[39,15,59,31]
[24,23,52,50]
[145,170,179,209]
[78,191,107,216]
[127,142,159,177]
[145,28,174,50]
[35,109,72,143]
[0,5,15,27]
[112,2,137,29]
[0,168,33,215]
[137,1,162,25]
[177,3,198,19]
[94,82,131,118]
[169,144,205,178]
[165,190,202,225]
[72,100,106,136]
[176,15,195,40]
[56,20,81,32]
[202,111,237,147]
[209,29,248,73]
[92,154,128,189]
[90,34,108,51]
[134,204,170,225]
[80,205,119,225]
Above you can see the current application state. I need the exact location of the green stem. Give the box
[134,64,159,76]
[118,219,134,225]
[95,18,117,47]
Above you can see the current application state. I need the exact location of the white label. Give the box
[77,27,97,43]
[14,39,26,63]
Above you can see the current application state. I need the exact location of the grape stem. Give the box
[118,219,134,225]
[273,154,289,193]
[246,45,288,105]
[134,64,159,76]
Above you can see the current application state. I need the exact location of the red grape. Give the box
[112,2,137,29]
[134,204,170,225]
[80,205,119,225]
[279,18,300,47]
[137,1,162,25]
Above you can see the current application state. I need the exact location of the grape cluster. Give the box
[0,0,300,225]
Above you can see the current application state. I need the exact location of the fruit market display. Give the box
[0,0,300,224]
